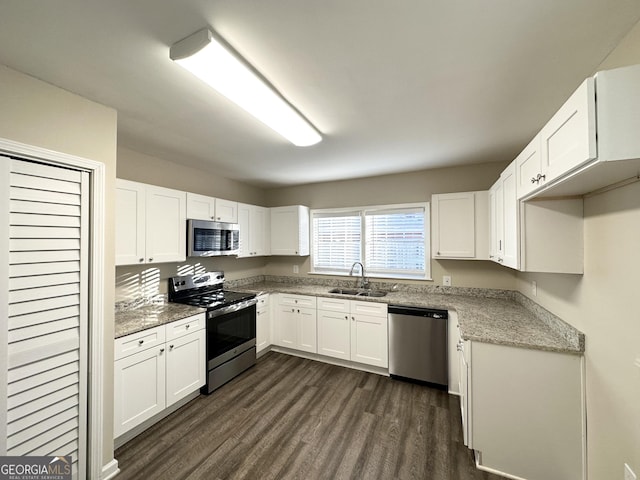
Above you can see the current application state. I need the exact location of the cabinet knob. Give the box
[345,316,348,320]
[291,308,295,312]
[169,345,174,350]
[211,216,215,220]
[185,324,190,329]
[148,257,153,262]
[139,258,144,263]
[437,251,440,255]
[297,309,300,313]
[138,340,144,345]
[159,348,165,353]
[532,173,547,184]
[352,316,355,321]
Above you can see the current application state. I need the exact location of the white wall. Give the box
[516,19,640,479]
[0,65,118,470]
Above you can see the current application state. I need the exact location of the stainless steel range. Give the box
[168,271,257,394]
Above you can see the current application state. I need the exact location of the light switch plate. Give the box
[443,275,451,286]
[293,265,299,274]
[532,281,537,297]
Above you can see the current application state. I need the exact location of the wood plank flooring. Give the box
[115,352,505,480]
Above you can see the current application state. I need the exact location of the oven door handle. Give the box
[207,298,258,318]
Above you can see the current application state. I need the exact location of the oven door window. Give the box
[207,304,256,359]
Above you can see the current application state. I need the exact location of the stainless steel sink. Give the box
[328,288,387,297]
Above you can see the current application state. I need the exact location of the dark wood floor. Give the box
[115,352,505,480]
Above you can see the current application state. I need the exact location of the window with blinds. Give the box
[311,204,430,279]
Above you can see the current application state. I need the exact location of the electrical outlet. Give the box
[625,463,637,480]
[532,281,537,297]
[443,275,451,286]
[293,265,299,274]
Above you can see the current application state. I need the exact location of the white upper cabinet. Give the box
[116,179,186,265]
[489,162,518,270]
[238,203,270,257]
[270,205,310,256]
[115,180,146,265]
[186,192,238,223]
[522,64,640,198]
[214,198,239,223]
[432,191,489,260]
[146,184,187,264]
[501,163,518,270]
[489,166,584,274]
[540,78,596,184]
[515,135,543,199]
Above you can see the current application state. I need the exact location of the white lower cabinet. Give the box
[114,333,166,439]
[114,313,205,439]
[317,297,388,368]
[275,294,317,353]
[256,294,271,354]
[467,340,585,480]
[166,329,206,406]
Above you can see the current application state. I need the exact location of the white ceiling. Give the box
[1,1,639,188]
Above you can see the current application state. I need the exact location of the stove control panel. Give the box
[169,271,225,294]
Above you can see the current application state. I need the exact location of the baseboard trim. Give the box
[474,452,527,480]
[270,346,389,376]
[101,459,119,480]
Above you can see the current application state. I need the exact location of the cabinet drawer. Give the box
[317,296,350,313]
[115,326,165,360]
[351,301,387,317]
[165,313,205,341]
[278,294,316,308]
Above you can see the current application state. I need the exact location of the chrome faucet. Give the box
[349,262,369,289]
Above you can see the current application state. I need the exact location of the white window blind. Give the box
[312,211,361,273]
[311,204,429,279]
[365,207,425,276]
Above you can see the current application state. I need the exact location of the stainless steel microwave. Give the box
[187,219,240,257]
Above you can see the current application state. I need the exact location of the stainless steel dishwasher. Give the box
[388,305,448,386]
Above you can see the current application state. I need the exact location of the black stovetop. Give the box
[173,289,255,309]
[167,272,255,310]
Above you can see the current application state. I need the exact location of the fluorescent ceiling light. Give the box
[170,28,322,147]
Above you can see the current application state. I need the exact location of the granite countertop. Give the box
[114,302,206,339]
[113,279,584,355]
[236,281,584,355]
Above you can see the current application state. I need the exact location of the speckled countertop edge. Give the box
[231,277,584,355]
[114,300,205,339]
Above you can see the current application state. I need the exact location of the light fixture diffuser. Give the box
[170,28,321,147]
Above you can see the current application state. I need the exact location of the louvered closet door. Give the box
[3,157,88,479]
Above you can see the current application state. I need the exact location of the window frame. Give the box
[310,202,431,281]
